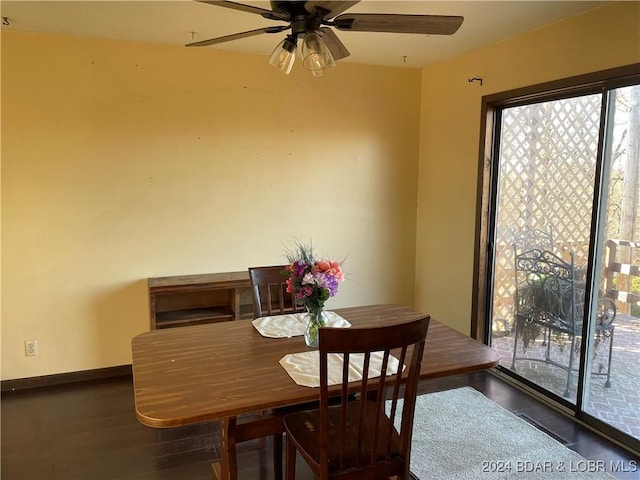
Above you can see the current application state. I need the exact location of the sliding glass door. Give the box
[582,85,640,441]
[490,93,601,404]
[481,69,640,451]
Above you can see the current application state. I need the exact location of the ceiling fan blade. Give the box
[186,25,290,47]
[319,27,350,61]
[333,14,464,35]
[197,1,290,21]
[304,1,360,20]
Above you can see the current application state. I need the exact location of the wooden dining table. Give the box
[131,304,499,480]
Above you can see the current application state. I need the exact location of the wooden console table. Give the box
[147,272,253,330]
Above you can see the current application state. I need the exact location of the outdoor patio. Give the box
[491,313,640,440]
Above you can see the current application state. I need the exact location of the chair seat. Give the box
[284,400,402,474]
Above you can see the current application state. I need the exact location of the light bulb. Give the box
[301,31,335,74]
[269,36,297,74]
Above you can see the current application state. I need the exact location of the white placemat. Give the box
[279,351,404,388]
[252,311,351,338]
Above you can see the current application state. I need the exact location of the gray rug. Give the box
[393,387,617,479]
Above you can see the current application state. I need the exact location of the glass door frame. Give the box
[472,64,640,452]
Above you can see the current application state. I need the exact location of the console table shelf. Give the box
[148,271,253,330]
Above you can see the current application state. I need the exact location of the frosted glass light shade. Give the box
[269,37,297,74]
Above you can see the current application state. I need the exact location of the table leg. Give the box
[213,416,238,480]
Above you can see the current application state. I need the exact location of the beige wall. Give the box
[1,33,421,380]
[3,2,639,381]
[415,1,640,334]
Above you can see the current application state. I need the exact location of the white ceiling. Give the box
[0,1,611,68]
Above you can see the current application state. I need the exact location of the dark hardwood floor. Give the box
[2,371,638,479]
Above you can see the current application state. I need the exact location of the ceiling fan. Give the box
[187,1,464,76]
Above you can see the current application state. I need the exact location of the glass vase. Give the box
[303,307,327,347]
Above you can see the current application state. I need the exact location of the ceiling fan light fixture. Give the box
[310,56,335,77]
[269,35,297,74]
[193,1,465,78]
[301,31,335,74]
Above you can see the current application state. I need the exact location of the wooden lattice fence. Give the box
[492,94,603,327]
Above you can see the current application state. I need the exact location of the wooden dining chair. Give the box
[248,264,304,480]
[283,316,430,480]
[248,265,301,317]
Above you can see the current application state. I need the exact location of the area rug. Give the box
[394,387,617,479]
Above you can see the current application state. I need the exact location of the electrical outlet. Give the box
[25,339,38,357]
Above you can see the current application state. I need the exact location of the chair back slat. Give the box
[248,266,299,318]
[317,316,430,479]
[339,353,350,470]
[386,344,407,456]
[355,351,371,467]
[371,349,390,462]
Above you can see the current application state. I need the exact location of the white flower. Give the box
[301,273,316,285]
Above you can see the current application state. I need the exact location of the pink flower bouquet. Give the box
[284,243,345,313]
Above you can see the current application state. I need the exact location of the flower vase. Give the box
[304,308,327,347]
